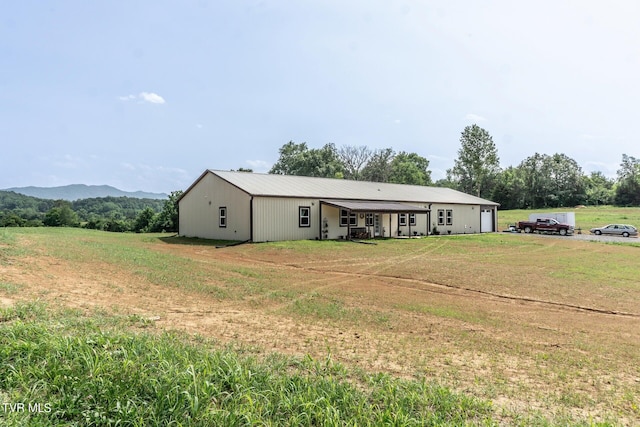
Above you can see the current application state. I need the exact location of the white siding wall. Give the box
[179,172,251,241]
[320,205,368,240]
[395,205,431,237]
[430,204,481,234]
[387,213,397,237]
[252,197,320,242]
[320,205,341,240]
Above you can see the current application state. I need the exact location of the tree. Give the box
[43,201,79,227]
[134,207,156,233]
[614,154,640,206]
[515,153,587,208]
[104,213,130,232]
[269,141,307,175]
[433,178,455,189]
[305,143,345,178]
[389,152,432,186]
[0,212,26,227]
[360,148,395,183]
[337,145,373,180]
[517,153,553,209]
[545,153,586,207]
[149,191,183,232]
[491,166,526,210]
[0,190,165,231]
[584,171,614,206]
[269,141,344,178]
[447,124,501,198]
[84,215,107,231]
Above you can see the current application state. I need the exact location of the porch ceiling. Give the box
[320,199,431,213]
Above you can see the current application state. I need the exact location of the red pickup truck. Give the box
[517,218,574,236]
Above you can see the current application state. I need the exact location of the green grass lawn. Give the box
[0,302,496,426]
[1,226,638,425]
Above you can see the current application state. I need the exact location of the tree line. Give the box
[0,191,182,232]
[269,142,432,185]
[266,125,639,208]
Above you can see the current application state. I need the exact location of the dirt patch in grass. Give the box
[1,232,639,424]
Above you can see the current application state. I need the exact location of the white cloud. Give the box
[118,92,166,104]
[465,113,486,122]
[139,92,166,104]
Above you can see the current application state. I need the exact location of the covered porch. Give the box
[319,200,431,240]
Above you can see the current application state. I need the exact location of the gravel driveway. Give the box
[501,230,639,243]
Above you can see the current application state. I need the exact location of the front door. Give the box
[374,214,381,237]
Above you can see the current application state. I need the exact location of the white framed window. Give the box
[446,209,453,226]
[365,213,374,226]
[340,209,357,227]
[219,207,227,228]
[437,209,445,226]
[409,213,416,226]
[299,206,310,227]
[399,214,407,226]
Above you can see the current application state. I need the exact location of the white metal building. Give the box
[178,170,499,242]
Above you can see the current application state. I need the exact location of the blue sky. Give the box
[2,1,639,193]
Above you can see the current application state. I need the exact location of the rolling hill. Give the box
[3,184,167,201]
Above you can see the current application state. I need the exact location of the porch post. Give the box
[426,211,430,236]
[319,202,323,240]
[366,212,370,238]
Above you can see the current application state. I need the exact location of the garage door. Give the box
[480,209,493,232]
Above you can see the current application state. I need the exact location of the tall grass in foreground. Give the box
[0,303,497,426]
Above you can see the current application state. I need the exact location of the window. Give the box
[399,214,407,226]
[299,206,310,227]
[340,209,357,227]
[219,207,227,228]
[446,209,453,226]
[365,213,374,226]
[437,209,445,226]
[409,213,416,226]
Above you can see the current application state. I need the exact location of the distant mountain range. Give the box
[2,184,168,201]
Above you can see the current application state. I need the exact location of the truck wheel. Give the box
[559,228,567,236]
[524,226,532,233]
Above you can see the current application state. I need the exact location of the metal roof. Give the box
[200,170,499,206]
[320,200,431,213]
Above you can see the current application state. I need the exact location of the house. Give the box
[178,170,499,242]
